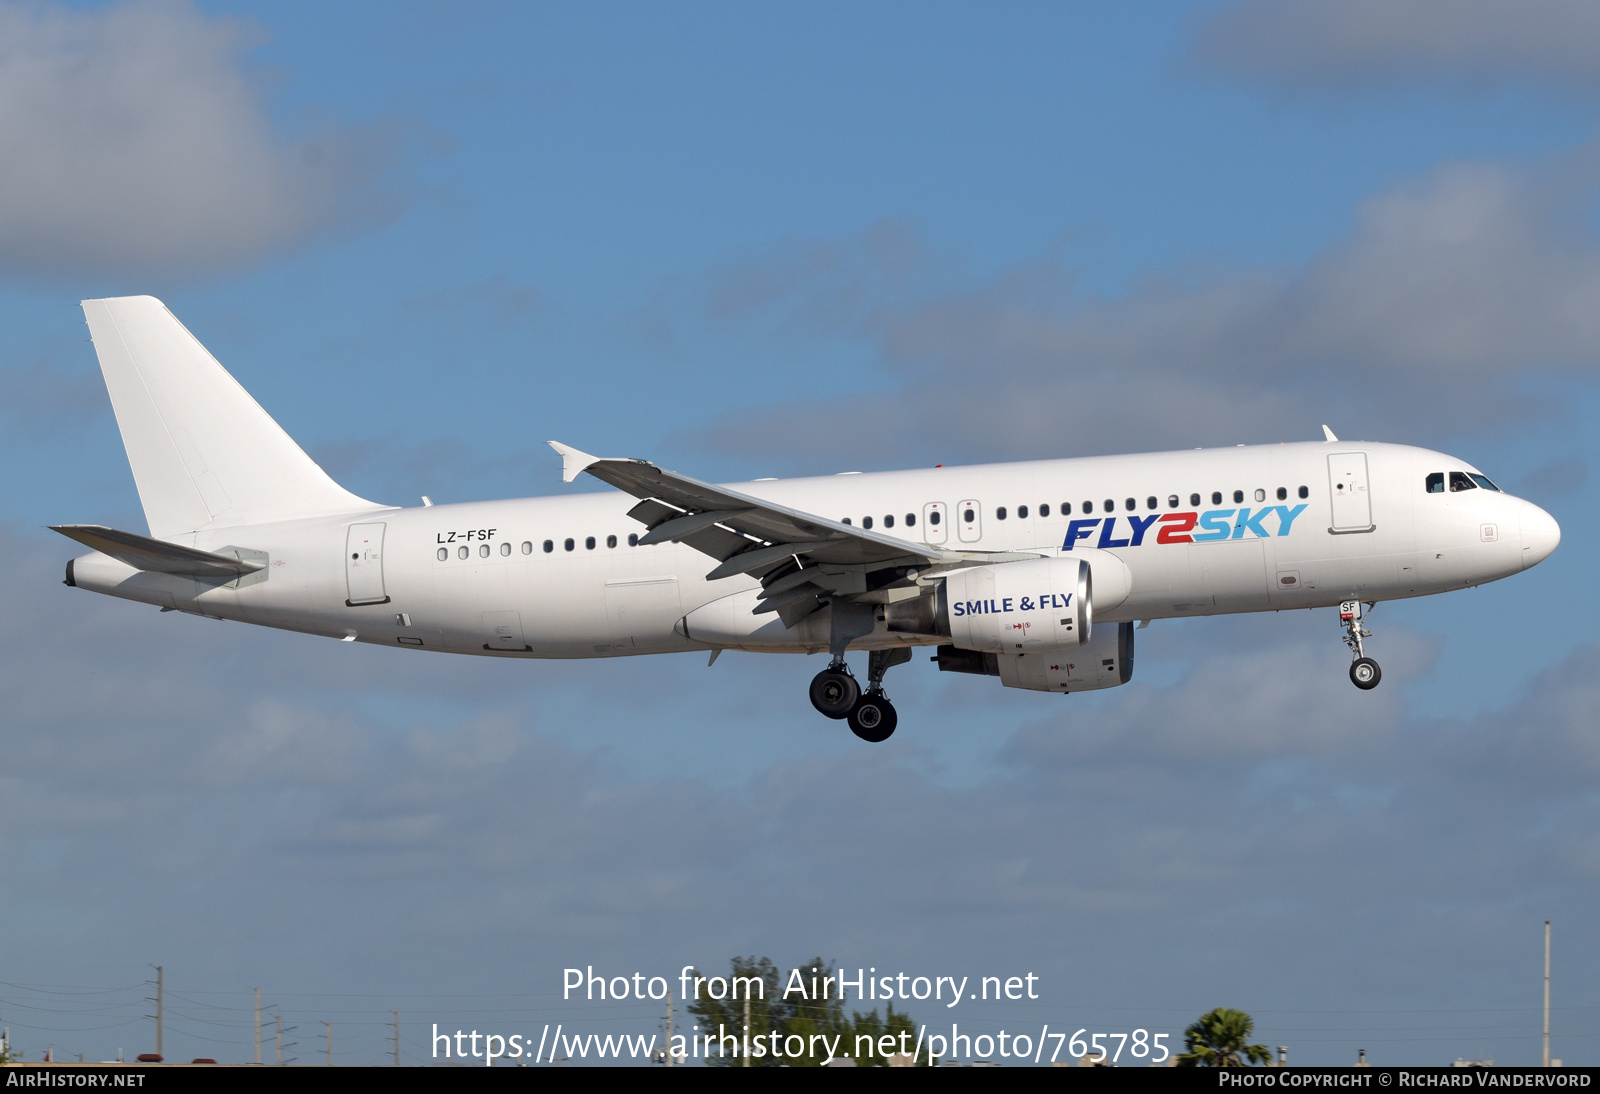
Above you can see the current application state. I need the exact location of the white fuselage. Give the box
[67,441,1558,659]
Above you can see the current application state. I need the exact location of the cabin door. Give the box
[1327,453,1373,532]
[345,523,388,605]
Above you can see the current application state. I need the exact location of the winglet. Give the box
[1321,424,1339,442]
[548,441,600,483]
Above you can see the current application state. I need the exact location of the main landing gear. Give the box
[809,648,911,742]
[1341,600,1382,690]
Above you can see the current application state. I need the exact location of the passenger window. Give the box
[1233,490,1244,504]
[1297,485,1308,499]
[1276,487,1287,501]
[1122,498,1133,511]
[564,538,574,552]
[606,534,617,548]
[929,511,940,526]
[1426,472,1445,494]
[1254,489,1265,502]
[521,541,532,554]
[1017,505,1028,519]
[995,507,1007,521]
[842,517,852,525]
[458,546,469,559]
[543,540,554,553]
[963,508,976,522]
[883,514,894,528]
[437,547,448,561]
[628,533,639,546]
[500,542,511,556]
[1146,496,1157,510]
[1469,474,1500,492]
[1190,493,1200,506]
[1039,504,1050,518]
[863,516,874,529]
[1103,499,1114,513]
[586,536,596,549]
[905,513,916,527]
[1082,500,1092,514]
[1449,471,1477,492]
[479,544,490,558]
[1211,492,1222,505]
[1168,495,1179,508]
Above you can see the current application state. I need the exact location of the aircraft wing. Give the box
[51,524,264,579]
[549,442,1037,625]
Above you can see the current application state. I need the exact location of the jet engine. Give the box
[940,555,1091,651]
[886,552,1130,649]
[933,621,1135,694]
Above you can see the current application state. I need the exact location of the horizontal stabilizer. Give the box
[51,525,263,579]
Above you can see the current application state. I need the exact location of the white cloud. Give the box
[3,521,1596,1068]
[1192,0,1600,92]
[676,154,1600,470]
[0,0,396,279]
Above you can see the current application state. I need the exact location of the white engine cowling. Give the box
[933,621,1135,693]
[942,556,1091,652]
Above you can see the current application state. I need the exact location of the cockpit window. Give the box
[1449,471,1477,492]
[1425,472,1444,494]
[1469,474,1500,492]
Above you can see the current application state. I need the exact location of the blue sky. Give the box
[2,0,1598,1066]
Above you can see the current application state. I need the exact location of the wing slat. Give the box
[548,443,1044,593]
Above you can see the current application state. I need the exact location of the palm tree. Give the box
[1174,1008,1272,1067]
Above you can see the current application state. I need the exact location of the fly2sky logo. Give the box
[1064,505,1308,550]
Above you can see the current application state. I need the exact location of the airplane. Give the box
[56,296,1561,742]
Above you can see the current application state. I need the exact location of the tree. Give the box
[839,1002,922,1066]
[684,957,928,1066]
[1174,1008,1272,1067]
[683,955,787,1067]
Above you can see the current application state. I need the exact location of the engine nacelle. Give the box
[933,621,1135,693]
[941,556,1091,652]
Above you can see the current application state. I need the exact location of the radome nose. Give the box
[1519,501,1560,571]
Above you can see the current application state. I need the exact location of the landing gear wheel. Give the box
[847,693,898,742]
[1350,657,1381,690]
[809,668,860,719]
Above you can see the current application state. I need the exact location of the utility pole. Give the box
[1544,919,1551,1067]
[275,1014,282,1066]
[393,1011,400,1067]
[151,966,163,1061]
[743,990,751,1067]
[325,1021,332,1067]
[664,991,675,1067]
[253,987,261,1065]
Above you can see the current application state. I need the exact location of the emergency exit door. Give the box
[345,523,389,605]
[957,499,982,543]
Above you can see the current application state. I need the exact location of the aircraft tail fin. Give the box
[81,296,385,538]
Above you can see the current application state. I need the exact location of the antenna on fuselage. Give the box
[1321,425,1339,442]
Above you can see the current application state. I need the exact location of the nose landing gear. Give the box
[1340,600,1382,690]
